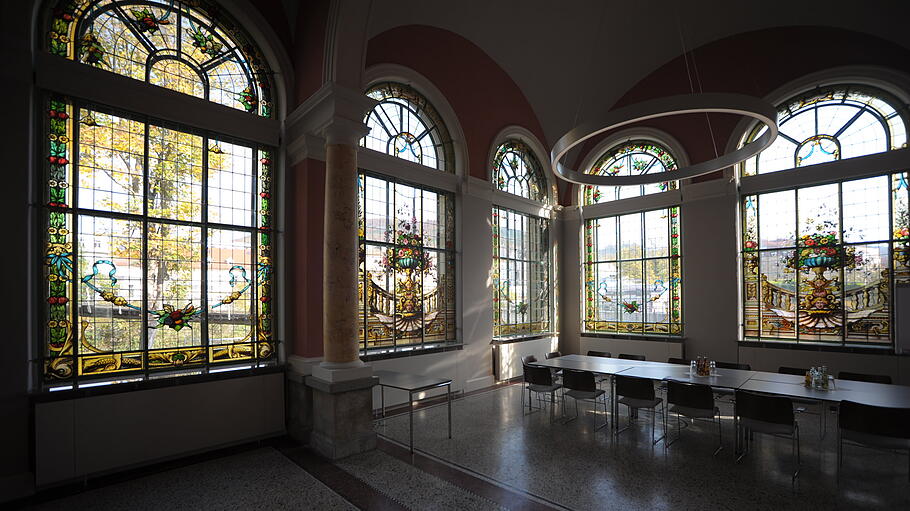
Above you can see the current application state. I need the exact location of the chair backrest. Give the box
[521,354,537,365]
[839,400,910,439]
[734,390,794,425]
[615,375,655,400]
[838,371,892,385]
[587,350,611,358]
[545,351,562,360]
[667,380,714,411]
[618,353,646,361]
[778,366,807,376]
[716,361,751,370]
[562,369,596,392]
[667,357,689,365]
[523,364,553,386]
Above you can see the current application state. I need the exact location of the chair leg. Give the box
[792,423,800,482]
[714,414,723,456]
[837,430,842,483]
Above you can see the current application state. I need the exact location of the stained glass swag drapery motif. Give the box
[492,208,551,337]
[583,141,678,205]
[358,174,456,351]
[362,82,455,172]
[48,0,274,117]
[584,208,682,335]
[43,97,275,383]
[492,140,548,202]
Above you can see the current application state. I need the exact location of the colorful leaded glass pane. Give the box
[491,140,548,203]
[357,173,456,351]
[47,0,273,117]
[741,174,906,345]
[583,141,678,205]
[583,207,682,335]
[362,83,454,172]
[492,208,551,338]
[741,86,908,176]
[42,98,275,385]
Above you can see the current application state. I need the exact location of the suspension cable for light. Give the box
[550,92,779,186]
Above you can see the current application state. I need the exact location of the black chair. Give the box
[665,380,722,455]
[667,357,689,365]
[734,390,800,481]
[778,366,807,376]
[716,361,751,370]
[615,375,663,444]
[587,350,611,358]
[545,351,562,359]
[618,353,646,361]
[778,366,826,438]
[838,371,892,385]
[522,363,561,419]
[521,354,537,366]
[561,369,608,430]
[838,400,910,481]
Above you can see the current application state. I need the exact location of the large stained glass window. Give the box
[741,86,907,176]
[583,208,682,335]
[492,208,551,338]
[582,141,678,205]
[48,0,273,116]
[741,173,909,345]
[42,97,274,385]
[492,140,548,202]
[362,82,454,171]
[358,173,456,351]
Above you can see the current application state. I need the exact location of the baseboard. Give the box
[465,375,495,393]
[0,471,35,503]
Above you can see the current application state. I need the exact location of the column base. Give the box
[305,375,378,459]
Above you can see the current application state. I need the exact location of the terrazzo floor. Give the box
[374,384,910,511]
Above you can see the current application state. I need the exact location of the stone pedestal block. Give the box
[305,375,378,459]
[286,371,313,444]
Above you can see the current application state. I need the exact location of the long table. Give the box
[375,370,453,453]
[530,355,910,433]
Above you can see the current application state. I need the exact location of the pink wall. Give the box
[562,26,910,204]
[366,25,546,180]
[293,0,330,105]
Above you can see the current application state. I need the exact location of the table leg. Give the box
[381,386,385,418]
[409,390,414,454]
[447,383,452,439]
[611,375,618,435]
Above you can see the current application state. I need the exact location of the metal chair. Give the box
[778,366,826,439]
[665,380,722,455]
[522,363,562,419]
[838,371,892,385]
[838,400,910,482]
[521,354,537,365]
[667,357,689,365]
[615,375,663,444]
[545,351,562,359]
[561,369,608,430]
[618,353,646,361]
[716,361,751,370]
[587,350,611,358]
[734,390,800,481]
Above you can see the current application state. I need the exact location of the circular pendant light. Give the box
[550,93,778,186]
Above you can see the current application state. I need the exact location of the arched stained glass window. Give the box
[362,82,454,172]
[48,0,274,116]
[582,141,677,205]
[741,85,908,176]
[492,140,548,202]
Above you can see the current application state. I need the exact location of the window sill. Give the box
[582,332,685,343]
[360,342,463,362]
[490,333,557,345]
[738,339,903,355]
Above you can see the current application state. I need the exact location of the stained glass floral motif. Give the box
[358,173,456,351]
[741,86,908,176]
[583,208,682,335]
[491,140,548,202]
[492,208,550,337]
[48,0,273,117]
[42,97,275,384]
[362,83,454,172]
[741,174,908,344]
[583,141,678,205]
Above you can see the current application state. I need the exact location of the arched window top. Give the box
[742,85,908,176]
[47,0,274,117]
[492,139,548,203]
[582,140,678,205]
[362,82,454,172]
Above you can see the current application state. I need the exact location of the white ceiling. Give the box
[365,0,910,147]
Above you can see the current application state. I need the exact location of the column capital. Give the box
[286,82,377,162]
